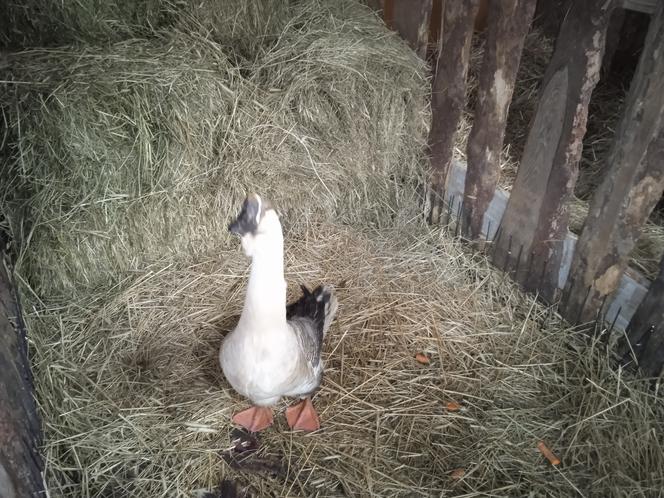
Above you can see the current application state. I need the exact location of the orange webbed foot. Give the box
[286,398,320,432]
[232,406,274,432]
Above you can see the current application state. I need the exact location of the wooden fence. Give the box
[0,240,45,497]
[375,0,664,378]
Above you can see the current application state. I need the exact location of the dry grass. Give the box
[24,222,664,497]
[1,0,428,300]
[2,2,664,497]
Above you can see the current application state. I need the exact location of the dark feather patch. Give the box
[286,284,330,351]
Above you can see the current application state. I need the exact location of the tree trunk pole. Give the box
[492,0,614,300]
[462,0,536,241]
[428,0,480,224]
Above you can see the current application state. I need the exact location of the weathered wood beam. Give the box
[446,158,649,332]
[428,0,480,224]
[562,1,664,324]
[0,253,44,498]
[601,7,626,79]
[392,0,433,59]
[622,0,657,15]
[492,0,615,301]
[462,0,536,241]
[619,252,664,377]
[564,3,664,324]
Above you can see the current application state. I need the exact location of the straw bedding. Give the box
[1,1,664,497]
[20,221,664,497]
[1,1,428,300]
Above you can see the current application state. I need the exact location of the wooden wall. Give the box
[372,0,664,378]
[0,246,44,497]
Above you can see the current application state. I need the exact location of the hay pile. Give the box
[2,1,664,496]
[23,223,664,496]
[1,1,428,300]
[458,27,664,280]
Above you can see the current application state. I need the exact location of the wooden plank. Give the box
[492,0,615,301]
[622,0,657,14]
[620,253,664,377]
[563,1,664,324]
[533,0,570,39]
[601,7,627,79]
[428,0,480,224]
[462,0,536,241]
[446,159,649,332]
[392,0,433,59]
[0,252,44,498]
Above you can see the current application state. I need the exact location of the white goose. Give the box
[220,194,338,432]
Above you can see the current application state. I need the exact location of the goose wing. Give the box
[287,316,323,368]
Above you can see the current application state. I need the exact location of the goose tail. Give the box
[286,284,338,340]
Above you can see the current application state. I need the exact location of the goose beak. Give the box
[229,193,262,236]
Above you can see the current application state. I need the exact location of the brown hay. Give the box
[1,1,428,300]
[26,222,664,496]
[2,3,664,497]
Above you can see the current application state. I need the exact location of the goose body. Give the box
[220,194,337,431]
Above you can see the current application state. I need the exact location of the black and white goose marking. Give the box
[220,194,338,432]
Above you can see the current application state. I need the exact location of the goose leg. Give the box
[286,398,320,431]
[232,406,273,432]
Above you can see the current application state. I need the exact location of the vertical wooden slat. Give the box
[392,0,433,59]
[533,0,571,38]
[492,0,615,300]
[621,252,664,377]
[563,1,664,324]
[462,0,536,241]
[601,7,626,79]
[428,0,480,224]
[0,254,44,498]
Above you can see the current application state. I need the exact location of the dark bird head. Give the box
[229,193,263,237]
[229,193,279,258]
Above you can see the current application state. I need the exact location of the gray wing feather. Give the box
[288,317,323,368]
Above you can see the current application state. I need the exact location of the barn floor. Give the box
[23,222,664,497]
[2,1,664,496]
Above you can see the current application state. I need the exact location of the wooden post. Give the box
[620,253,664,377]
[601,7,626,79]
[392,0,433,59]
[0,253,44,498]
[462,0,536,241]
[428,0,480,224]
[492,0,615,299]
[533,0,570,39]
[563,1,664,324]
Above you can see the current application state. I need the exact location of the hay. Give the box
[2,2,664,496]
[26,222,664,496]
[0,0,300,48]
[1,0,428,300]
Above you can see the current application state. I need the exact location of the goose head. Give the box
[229,193,281,258]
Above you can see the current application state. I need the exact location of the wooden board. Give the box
[446,159,649,332]
[427,0,480,224]
[462,0,536,240]
[620,253,664,377]
[491,0,614,301]
[623,0,657,14]
[0,253,44,497]
[391,0,433,59]
[562,1,664,324]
